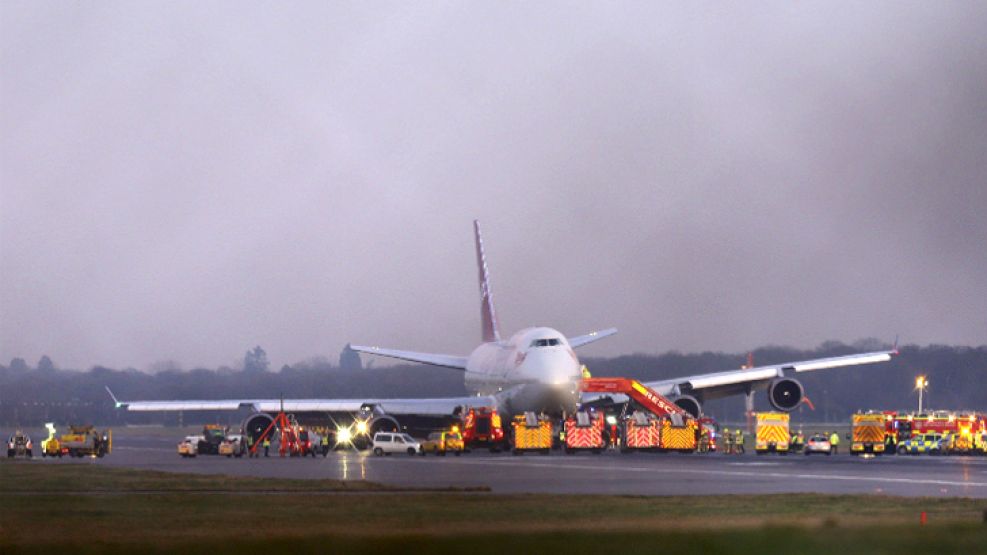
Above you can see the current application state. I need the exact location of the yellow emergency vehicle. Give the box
[421,428,465,456]
[851,413,886,455]
[511,412,553,455]
[755,412,790,454]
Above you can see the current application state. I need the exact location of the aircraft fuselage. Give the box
[464,327,582,415]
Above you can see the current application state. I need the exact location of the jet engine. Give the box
[242,413,274,443]
[369,415,401,435]
[673,395,702,418]
[768,378,804,411]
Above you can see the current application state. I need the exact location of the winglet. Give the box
[892,335,899,355]
[105,386,124,409]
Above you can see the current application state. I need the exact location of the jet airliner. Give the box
[112,221,896,437]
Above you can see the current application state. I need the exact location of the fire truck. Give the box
[564,409,606,453]
[883,411,985,454]
[622,411,660,452]
[511,412,553,455]
[462,407,506,452]
[850,413,887,455]
[580,377,698,453]
[755,412,790,454]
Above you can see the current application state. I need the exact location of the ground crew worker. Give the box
[723,429,734,454]
[321,433,330,457]
[734,429,744,454]
[246,435,255,458]
[829,431,840,454]
[263,436,271,457]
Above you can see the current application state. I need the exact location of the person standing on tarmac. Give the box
[263,436,271,457]
[723,429,734,454]
[734,429,744,454]
[246,435,255,458]
[829,431,840,454]
[321,433,330,457]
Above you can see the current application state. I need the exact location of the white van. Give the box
[371,432,421,456]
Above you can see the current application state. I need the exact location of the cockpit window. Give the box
[530,338,563,348]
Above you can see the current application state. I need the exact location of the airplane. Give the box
[109,220,897,440]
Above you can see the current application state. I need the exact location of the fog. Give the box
[2,2,986,370]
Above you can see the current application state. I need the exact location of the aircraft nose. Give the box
[523,349,580,385]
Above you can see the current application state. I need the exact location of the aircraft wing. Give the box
[107,388,495,417]
[639,348,898,399]
[568,328,618,348]
[349,345,469,369]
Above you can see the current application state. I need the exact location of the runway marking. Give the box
[430,458,987,489]
[727,462,781,466]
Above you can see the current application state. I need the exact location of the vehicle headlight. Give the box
[337,427,352,444]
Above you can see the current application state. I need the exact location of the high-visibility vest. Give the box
[830,434,839,445]
[263,439,270,447]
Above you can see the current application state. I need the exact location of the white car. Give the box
[804,434,832,456]
[371,432,421,456]
[178,435,200,458]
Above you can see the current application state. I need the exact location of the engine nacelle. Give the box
[242,413,274,443]
[370,415,401,435]
[673,395,702,418]
[768,378,804,411]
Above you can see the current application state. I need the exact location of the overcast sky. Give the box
[2,2,986,371]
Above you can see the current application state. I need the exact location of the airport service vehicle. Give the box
[511,413,553,455]
[218,434,245,457]
[804,434,832,456]
[462,407,506,452]
[56,425,111,458]
[178,436,199,457]
[421,430,464,456]
[564,410,606,453]
[7,431,32,458]
[110,221,898,443]
[197,425,227,455]
[755,412,790,455]
[372,432,420,456]
[659,415,698,452]
[851,413,887,455]
[622,411,660,452]
[897,433,947,455]
[295,428,324,457]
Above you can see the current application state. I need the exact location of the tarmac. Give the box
[12,429,987,498]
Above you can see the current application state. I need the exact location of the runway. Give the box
[15,429,987,498]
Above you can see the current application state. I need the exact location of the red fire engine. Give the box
[461,407,506,452]
[883,411,985,452]
[564,409,606,453]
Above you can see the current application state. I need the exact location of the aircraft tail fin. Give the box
[474,220,501,343]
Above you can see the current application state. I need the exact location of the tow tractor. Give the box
[7,430,33,458]
[579,377,698,453]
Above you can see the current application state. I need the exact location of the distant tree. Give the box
[37,355,56,372]
[339,343,362,371]
[8,357,29,373]
[243,346,270,373]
